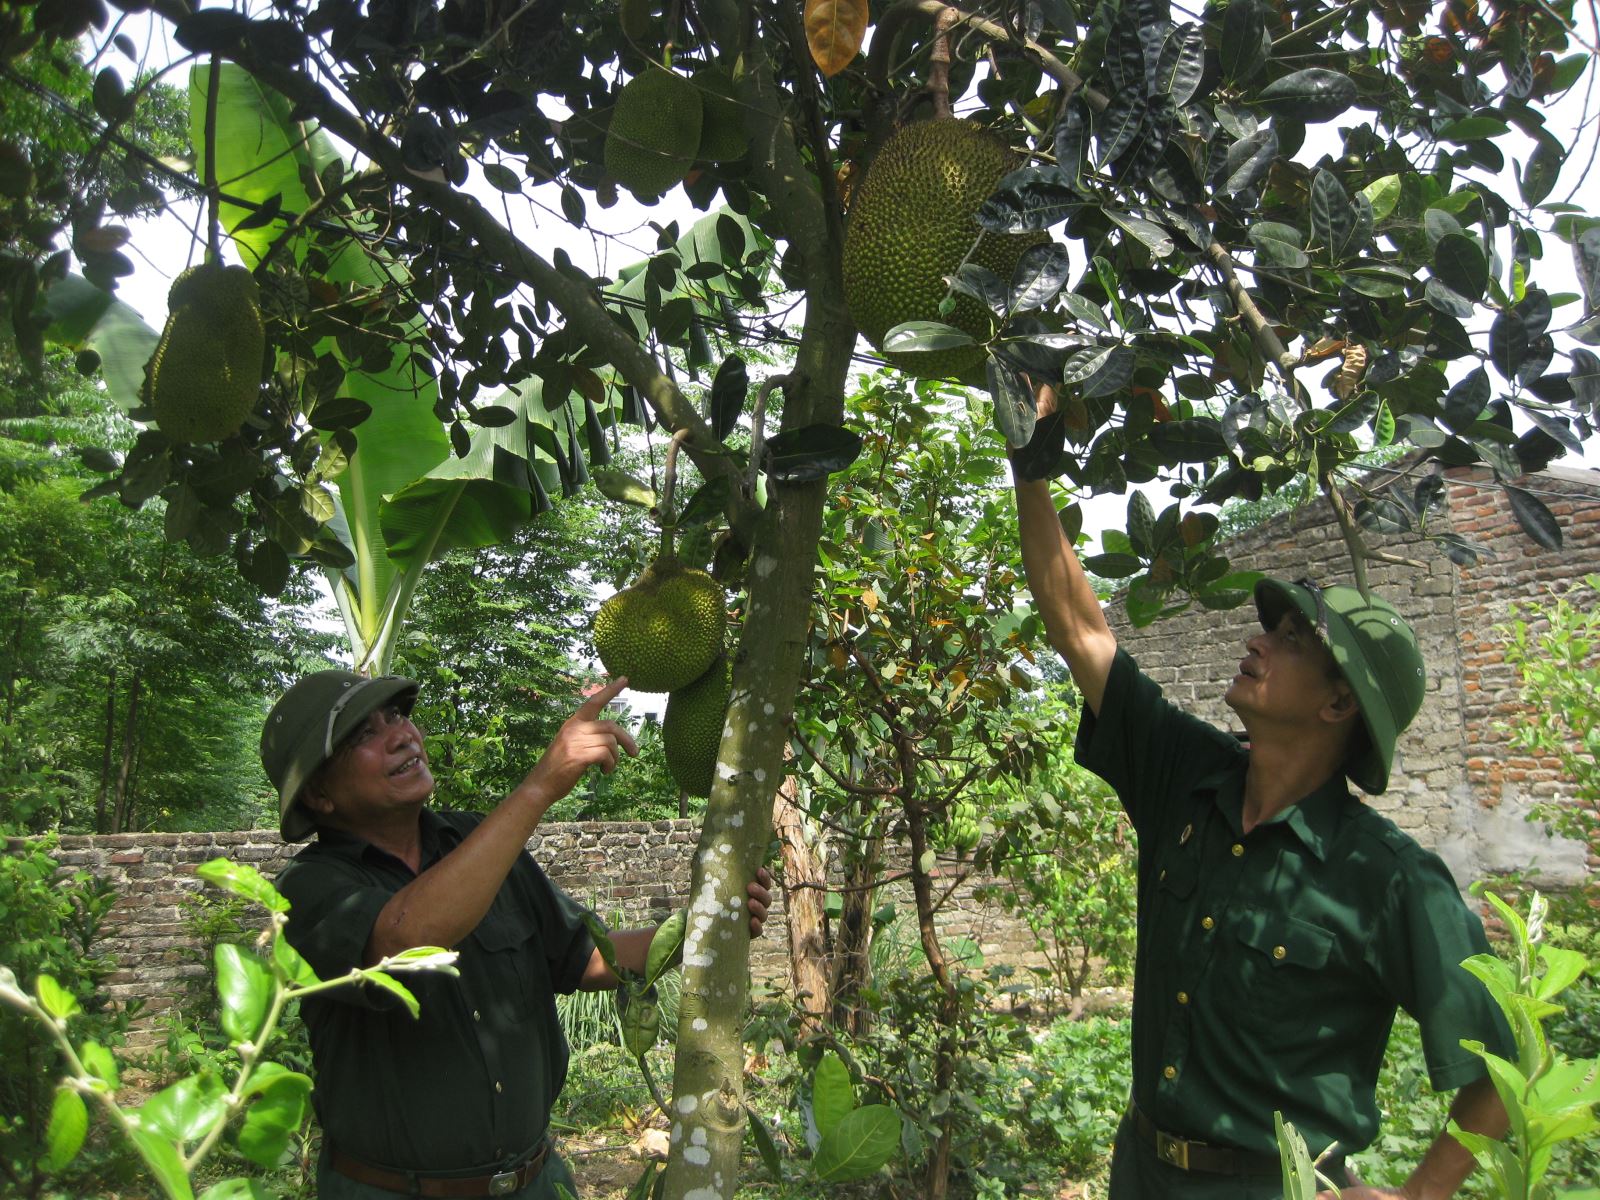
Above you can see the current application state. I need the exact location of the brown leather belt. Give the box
[328,1139,550,1197]
[1128,1103,1283,1176]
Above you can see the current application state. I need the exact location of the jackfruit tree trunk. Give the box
[772,776,829,1035]
[830,831,883,1036]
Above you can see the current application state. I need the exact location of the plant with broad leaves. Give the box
[0,858,456,1200]
[1274,891,1600,1200]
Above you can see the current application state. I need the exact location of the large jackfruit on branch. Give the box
[663,655,731,798]
[143,262,264,444]
[604,67,703,200]
[592,557,724,693]
[842,119,1046,379]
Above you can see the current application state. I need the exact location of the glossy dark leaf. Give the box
[1422,311,1473,361]
[1523,407,1584,455]
[584,398,611,467]
[976,165,1081,233]
[1258,69,1357,123]
[1146,417,1227,462]
[1489,290,1551,380]
[1095,91,1148,168]
[1569,348,1600,413]
[1008,242,1073,313]
[1423,278,1476,319]
[1062,345,1133,397]
[1519,139,1563,208]
[1248,220,1308,268]
[468,404,517,427]
[1503,484,1562,549]
[988,357,1037,449]
[1127,491,1156,557]
[560,184,586,226]
[1310,170,1359,264]
[746,1106,782,1181]
[762,425,864,484]
[482,162,521,193]
[1354,497,1411,533]
[882,321,977,354]
[1059,292,1112,333]
[231,192,284,232]
[1106,210,1175,258]
[1084,552,1143,578]
[1432,234,1486,302]
[1008,409,1067,482]
[1220,128,1278,196]
[1220,0,1268,82]
[1442,367,1489,432]
[1052,102,1091,191]
[678,476,732,527]
[92,68,127,121]
[710,354,748,440]
[309,396,373,431]
[949,264,1009,315]
[1105,9,1148,95]
[1154,23,1205,105]
[173,8,254,53]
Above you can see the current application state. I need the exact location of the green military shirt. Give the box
[1077,650,1514,1167]
[276,808,595,1173]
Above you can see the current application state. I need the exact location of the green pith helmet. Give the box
[1253,578,1426,795]
[260,671,419,841]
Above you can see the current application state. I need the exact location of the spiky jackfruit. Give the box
[144,262,264,443]
[663,655,730,798]
[593,557,724,692]
[604,67,703,199]
[842,119,1046,379]
[692,67,747,162]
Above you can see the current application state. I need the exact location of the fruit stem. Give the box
[659,427,692,558]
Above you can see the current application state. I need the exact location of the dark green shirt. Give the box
[1077,650,1514,1162]
[276,808,595,1173]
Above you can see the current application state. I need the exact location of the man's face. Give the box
[1224,610,1352,728]
[302,703,434,831]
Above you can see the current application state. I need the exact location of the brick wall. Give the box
[1106,464,1600,891]
[20,821,1047,1046]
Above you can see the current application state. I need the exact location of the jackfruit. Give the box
[663,655,731,797]
[144,262,264,443]
[842,119,1047,379]
[592,557,724,692]
[692,67,747,162]
[604,67,703,199]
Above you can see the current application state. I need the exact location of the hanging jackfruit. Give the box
[691,66,747,162]
[144,262,264,443]
[604,67,703,199]
[663,655,731,798]
[842,119,1046,379]
[592,557,724,692]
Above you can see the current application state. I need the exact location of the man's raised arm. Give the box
[1013,382,1117,715]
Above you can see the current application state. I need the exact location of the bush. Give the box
[0,836,138,1198]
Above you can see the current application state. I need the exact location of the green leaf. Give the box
[1434,235,1487,302]
[1503,485,1562,549]
[581,911,620,978]
[1258,69,1357,123]
[882,321,977,354]
[1309,170,1358,264]
[35,974,81,1021]
[812,1105,901,1182]
[709,355,749,441]
[1220,0,1268,82]
[1083,552,1142,578]
[136,1074,228,1145]
[593,469,658,508]
[40,274,158,411]
[272,932,320,988]
[235,1069,311,1168]
[129,1127,196,1200]
[1127,492,1156,557]
[199,1181,272,1200]
[1147,418,1227,462]
[1249,221,1309,268]
[197,859,290,913]
[1360,175,1402,221]
[813,1051,854,1140]
[361,969,421,1018]
[745,1105,783,1180]
[988,358,1037,450]
[80,1040,120,1090]
[1437,115,1510,142]
[482,162,521,193]
[644,910,686,988]
[215,944,273,1044]
[43,1086,88,1172]
[762,425,864,484]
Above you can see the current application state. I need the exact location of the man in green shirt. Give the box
[260,671,771,1199]
[1014,384,1513,1199]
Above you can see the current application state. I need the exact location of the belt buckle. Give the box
[1156,1130,1190,1170]
[488,1169,519,1196]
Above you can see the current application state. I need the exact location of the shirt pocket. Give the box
[1228,906,1336,1033]
[469,899,544,1022]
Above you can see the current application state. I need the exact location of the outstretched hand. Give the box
[517,677,639,812]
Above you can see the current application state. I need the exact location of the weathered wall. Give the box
[1107,464,1599,891]
[23,821,1045,1045]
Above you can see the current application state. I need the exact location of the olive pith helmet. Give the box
[1253,578,1426,795]
[261,671,419,841]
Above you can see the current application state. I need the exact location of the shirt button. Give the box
[1176,991,1189,1005]
[1159,869,1167,881]
[1273,945,1287,960]
[473,1010,482,1022]
[1163,1065,1177,1080]
[1231,843,1244,857]
[494,1081,503,1094]
[1201,916,1214,930]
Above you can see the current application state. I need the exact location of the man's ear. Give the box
[1322,684,1361,725]
[300,777,335,817]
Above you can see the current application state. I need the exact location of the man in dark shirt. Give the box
[1013,383,1512,1199]
[259,671,770,1199]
